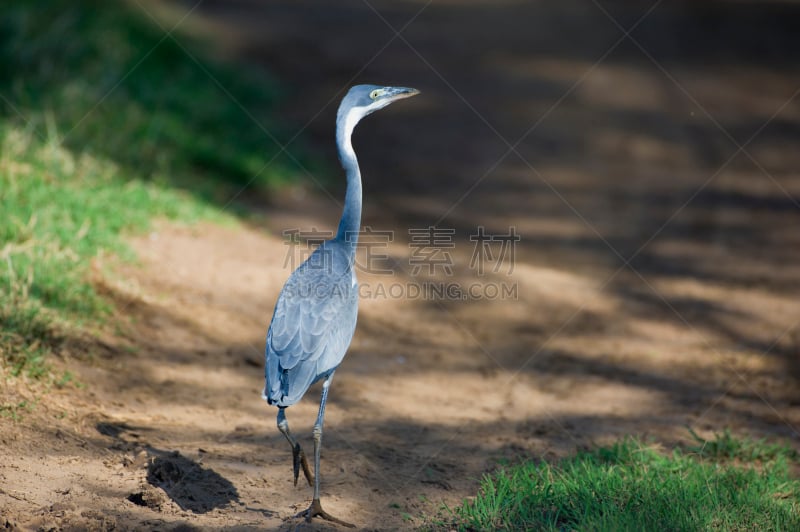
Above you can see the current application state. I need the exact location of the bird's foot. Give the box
[292,443,314,487]
[295,498,355,528]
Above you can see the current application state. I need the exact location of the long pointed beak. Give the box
[387,86,420,100]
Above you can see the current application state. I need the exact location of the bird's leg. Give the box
[295,372,355,528]
[277,408,313,487]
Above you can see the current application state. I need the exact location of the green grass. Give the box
[1,0,295,193]
[1,0,296,378]
[448,434,800,531]
[688,427,799,463]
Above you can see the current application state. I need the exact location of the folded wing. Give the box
[264,246,358,407]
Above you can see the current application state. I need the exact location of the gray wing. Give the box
[264,247,358,407]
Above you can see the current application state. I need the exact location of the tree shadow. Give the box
[63,0,799,487]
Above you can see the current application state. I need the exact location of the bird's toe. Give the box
[295,498,355,528]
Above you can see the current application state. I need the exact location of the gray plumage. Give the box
[265,239,358,407]
[263,84,419,527]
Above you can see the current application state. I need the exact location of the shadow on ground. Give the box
[95,419,241,514]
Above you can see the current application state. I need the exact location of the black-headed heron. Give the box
[264,85,419,526]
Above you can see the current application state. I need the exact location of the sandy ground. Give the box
[2,0,800,530]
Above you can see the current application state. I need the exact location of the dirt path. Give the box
[2,1,800,530]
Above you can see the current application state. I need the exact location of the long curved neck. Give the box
[335,108,364,250]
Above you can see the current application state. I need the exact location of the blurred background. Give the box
[1,0,799,529]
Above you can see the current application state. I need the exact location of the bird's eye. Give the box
[369,89,382,100]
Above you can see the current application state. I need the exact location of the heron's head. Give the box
[337,84,419,134]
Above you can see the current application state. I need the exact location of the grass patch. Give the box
[1,0,296,379]
[448,434,800,531]
[688,427,799,463]
[0,126,219,377]
[1,0,295,194]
